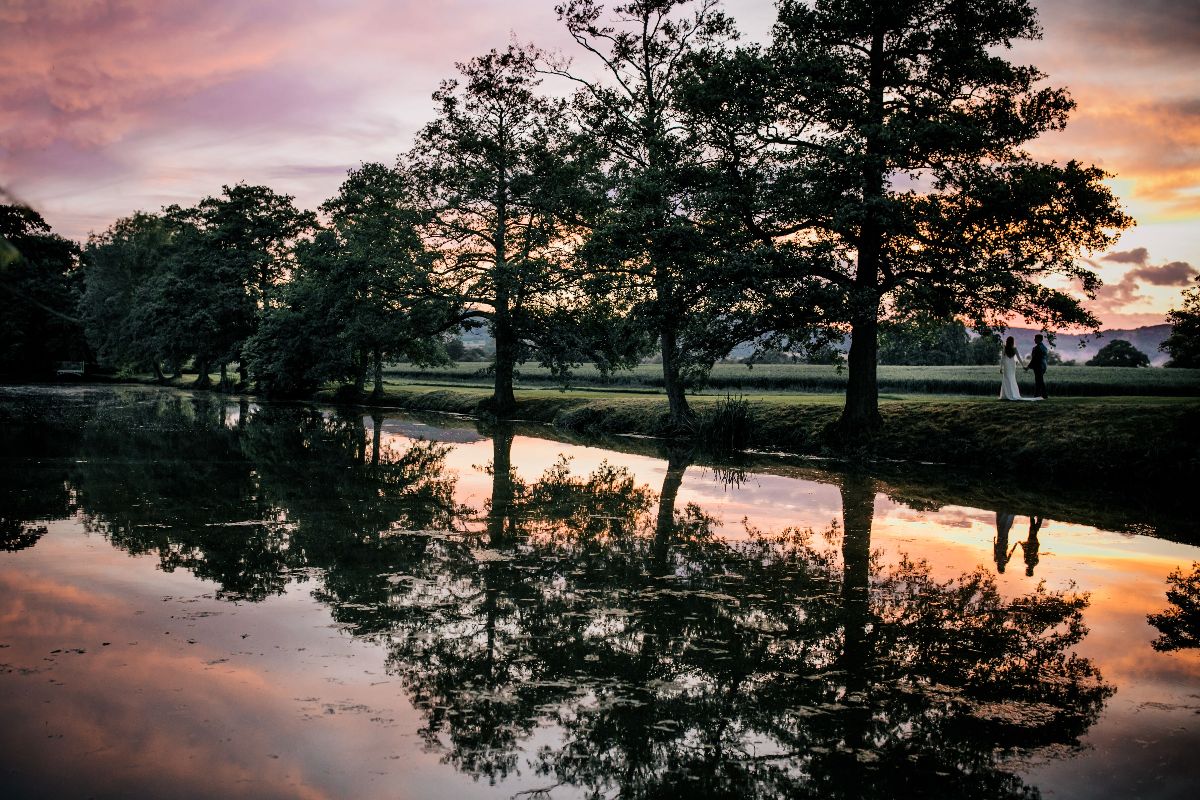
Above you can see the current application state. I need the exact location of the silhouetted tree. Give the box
[687,0,1131,434]
[410,45,605,414]
[1161,277,1200,368]
[80,212,179,377]
[1086,339,1150,367]
[547,0,770,427]
[0,205,87,377]
[1148,562,1200,651]
[245,164,452,396]
[164,185,315,387]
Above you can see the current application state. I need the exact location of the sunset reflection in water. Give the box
[1,386,1197,799]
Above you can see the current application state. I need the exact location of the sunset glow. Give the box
[2,0,1196,326]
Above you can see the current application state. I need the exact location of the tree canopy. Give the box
[1086,339,1150,367]
[0,204,86,377]
[686,0,1131,432]
[1161,276,1200,368]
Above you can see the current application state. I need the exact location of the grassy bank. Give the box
[325,383,1199,489]
[385,361,1200,397]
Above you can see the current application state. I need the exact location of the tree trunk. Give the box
[371,413,382,465]
[238,362,248,390]
[219,362,228,389]
[840,18,887,436]
[193,357,211,388]
[371,348,384,399]
[152,361,165,382]
[353,350,368,396]
[838,473,874,776]
[660,324,692,430]
[486,424,516,545]
[492,318,517,416]
[651,446,692,573]
[841,313,881,433]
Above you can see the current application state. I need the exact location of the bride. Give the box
[999,336,1039,401]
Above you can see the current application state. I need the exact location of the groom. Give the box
[1025,334,1049,399]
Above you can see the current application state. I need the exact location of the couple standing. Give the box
[1000,334,1049,401]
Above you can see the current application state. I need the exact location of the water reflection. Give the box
[994,513,1047,577]
[1148,562,1200,651]
[0,388,1143,797]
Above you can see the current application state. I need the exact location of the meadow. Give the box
[386,361,1200,397]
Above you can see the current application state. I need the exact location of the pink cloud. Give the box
[1129,261,1199,286]
[0,1,586,239]
[0,0,1197,334]
[1102,248,1150,266]
[1083,247,1197,324]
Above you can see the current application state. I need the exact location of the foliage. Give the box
[548,0,776,425]
[0,205,87,376]
[165,184,315,385]
[1161,277,1200,368]
[1086,339,1150,367]
[970,333,1002,365]
[410,44,607,412]
[879,316,971,365]
[689,393,753,450]
[81,212,179,375]
[685,0,1132,432]
[245,164,452,396]
[1147,562,1200,651]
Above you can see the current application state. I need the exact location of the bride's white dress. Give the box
[999,353,1039,401]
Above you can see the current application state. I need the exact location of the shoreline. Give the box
[7,377,1198,495]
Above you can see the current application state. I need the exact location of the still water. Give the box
[1,386,1197,799]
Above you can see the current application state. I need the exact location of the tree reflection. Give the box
[68,397,460,603]
[2,391,1114,797]
[343,456,1111,799]
[1148,562,1200,651]
[0,390,88,551]
[69,394,291,600]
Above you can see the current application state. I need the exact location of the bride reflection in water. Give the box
[995,512,1018,573]
[995,512,1046,576]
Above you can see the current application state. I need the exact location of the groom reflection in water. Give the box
[995,512,1045,575]
[1022,516,1044,576]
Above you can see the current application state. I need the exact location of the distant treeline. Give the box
[10,1,1199,433]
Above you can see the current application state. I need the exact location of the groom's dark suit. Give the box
[1029,341,1049,399]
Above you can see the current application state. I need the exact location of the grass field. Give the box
[311,382,1200,489]
[385,361,1200,397]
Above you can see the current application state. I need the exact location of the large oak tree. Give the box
[690,0,1131,432]
[410,45,604,414]
[548,0,784,427]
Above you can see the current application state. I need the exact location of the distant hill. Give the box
[1007,324,1172,366]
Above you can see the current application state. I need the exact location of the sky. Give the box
[1,0,1197,328]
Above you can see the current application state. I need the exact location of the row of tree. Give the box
[1,1,1148,432]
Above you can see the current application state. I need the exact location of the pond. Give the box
[1,385,1197,799]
